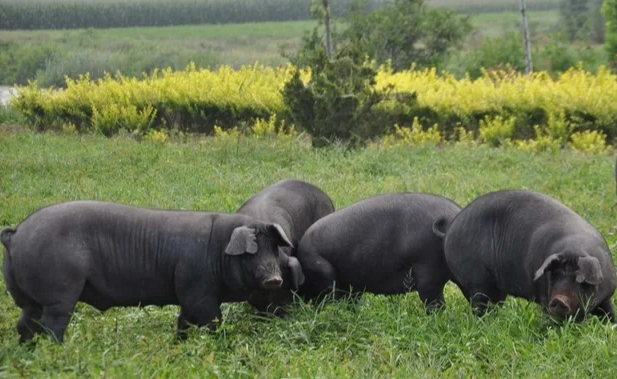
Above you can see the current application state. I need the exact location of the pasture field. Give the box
[1,128,617,377]
[0,20,316,87]
[0,10,560,87]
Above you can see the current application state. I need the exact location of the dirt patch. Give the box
[0,124,30,134]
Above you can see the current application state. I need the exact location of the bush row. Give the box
[11,63,617,146]
[0,0,387,30]
[119,115,613,156]
[13,63,292,135]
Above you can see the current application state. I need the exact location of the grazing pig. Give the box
[236,179,335,313]
[296,193,462,311]
[443,189,617,322]
[0,200,293,343]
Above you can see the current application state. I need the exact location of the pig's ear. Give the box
[576,256,603,285]
[225,226,258,255]
[269,223,293,248]
[288,256,305,289]
[533,253,561,282]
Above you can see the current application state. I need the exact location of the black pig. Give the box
[236,179,335,314]
[1,200,293,343]
[297,193,462,311]
[444,189,617,321]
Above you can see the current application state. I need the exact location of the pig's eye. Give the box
[579,282,595,290]
[240,251,255,260]
[551,268,565,278]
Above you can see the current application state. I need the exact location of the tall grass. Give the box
[0,130,616,378]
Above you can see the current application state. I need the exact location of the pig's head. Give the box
[249,254,306,315]
[224,223,293,291]
[533,252,604,320]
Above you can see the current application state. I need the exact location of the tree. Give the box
[341,0,472,71]
[589,0,606,43]
[603,0,617,64]
[560,0,590,41]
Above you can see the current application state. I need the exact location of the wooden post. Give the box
[324,0,332,61]
[519,0,533,73]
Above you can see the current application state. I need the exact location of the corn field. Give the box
[0,0,388,30]
[0,0,561,30]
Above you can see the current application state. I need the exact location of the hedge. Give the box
[11,63,617,145]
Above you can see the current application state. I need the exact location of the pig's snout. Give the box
[549,295,574,318]
[257,262,283,289]
[263,276,283,289]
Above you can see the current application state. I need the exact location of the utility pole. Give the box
[323,0,332,61]
[519,0,533,73]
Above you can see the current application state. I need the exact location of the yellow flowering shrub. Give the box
[10,62,617,149]
[251,114,298,141]
[61,122,78,135]
[91,103,157,135]
[569,130,609,154]
[545,111,573,142]
[13,63,296,134]
[213,125,241,140]
[144,129,169,144]
[453,126,476,147]
[478,115,516,147]
[381,117,442,147]
[507,125,562,153]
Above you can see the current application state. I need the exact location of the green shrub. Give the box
[343,0,472,71]
[282,56,387,148]
[534,38,607,74]
[604,0,617,67]
[0,42,61,86]
[461,32,525,79]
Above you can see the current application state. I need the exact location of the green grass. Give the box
[1,128,617,377]
[0,20,317,87]
[0,10,561,87]
[470,10,559,37]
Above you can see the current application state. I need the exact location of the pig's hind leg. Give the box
[4,253,45,343]
[467,278,507,317]
[411,264,449,314]
[296,253,338,302]
[38,279,85,343]
[447,250,506,317]
[16,306,44,343]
